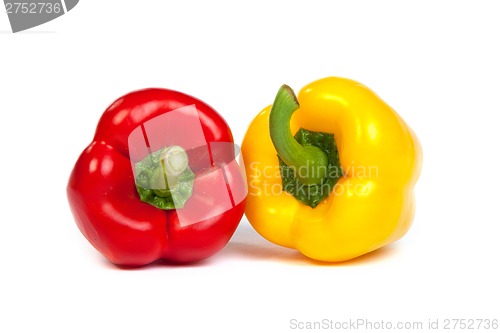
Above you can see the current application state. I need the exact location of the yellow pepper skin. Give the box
[241,77,422,262]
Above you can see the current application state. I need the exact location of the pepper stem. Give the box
[151,145,189,197]
[269,85,328,186]
[134,145,195,210]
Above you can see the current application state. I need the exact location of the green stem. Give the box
[269,85,328,186]
[151,145,189,197]
[134,145,195,210]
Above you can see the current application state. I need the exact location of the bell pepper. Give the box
[241,77,422,262]
[67,88,246,266]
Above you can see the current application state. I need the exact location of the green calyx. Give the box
[270,85,343,208]
[278,128,342,208]
[134,145,195,210]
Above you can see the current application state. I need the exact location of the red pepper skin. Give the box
[67,89,246,266]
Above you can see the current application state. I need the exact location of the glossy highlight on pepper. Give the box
[241,77,422,262]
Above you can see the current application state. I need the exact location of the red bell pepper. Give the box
[67,88,246,266]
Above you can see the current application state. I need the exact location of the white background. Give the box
[1,1,499,332]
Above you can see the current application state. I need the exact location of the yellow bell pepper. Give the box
[241,77,422,262]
